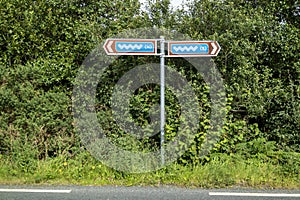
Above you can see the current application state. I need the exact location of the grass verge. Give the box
[0,152,299,189]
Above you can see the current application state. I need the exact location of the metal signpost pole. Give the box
[160,36,165,166]
[103,37,221,168]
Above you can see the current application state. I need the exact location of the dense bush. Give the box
[0,0,144,164]
[177,0,300,152]
[0,0,299,169]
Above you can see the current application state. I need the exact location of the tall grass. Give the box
[0,152,299,189]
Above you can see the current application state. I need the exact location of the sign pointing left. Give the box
[103,39,158,55]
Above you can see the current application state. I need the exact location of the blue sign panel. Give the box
[115,42,155,53]
[170,43,209,54]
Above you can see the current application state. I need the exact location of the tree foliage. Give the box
[0,0,299,169]
[176,0,299,152]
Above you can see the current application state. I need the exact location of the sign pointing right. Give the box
[167,41,221,57]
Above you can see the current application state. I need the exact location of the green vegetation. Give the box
[0,0,299,188]
[0,152,299,189]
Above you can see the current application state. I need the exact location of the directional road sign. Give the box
[167,41,221,57]
[103,39,158,55]
[103,37,221,166]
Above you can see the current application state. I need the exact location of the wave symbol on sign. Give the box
[118,44,143,50]
[173,46,198,52]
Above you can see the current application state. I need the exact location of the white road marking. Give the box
[0,189,71,193]
[209,192,300,197]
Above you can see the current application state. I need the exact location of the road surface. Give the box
[0,185,300,200]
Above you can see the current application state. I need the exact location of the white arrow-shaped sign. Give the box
[167,41,221,57]
[211,42,217,55]
[106,40,114,53]
[103,39,158,55]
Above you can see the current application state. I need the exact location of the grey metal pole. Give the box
[160,36,165,166]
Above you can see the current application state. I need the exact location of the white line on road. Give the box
[0,189,71,193]
[209,192,300,197]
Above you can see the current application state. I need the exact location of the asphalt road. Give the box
[0,185,300,200]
